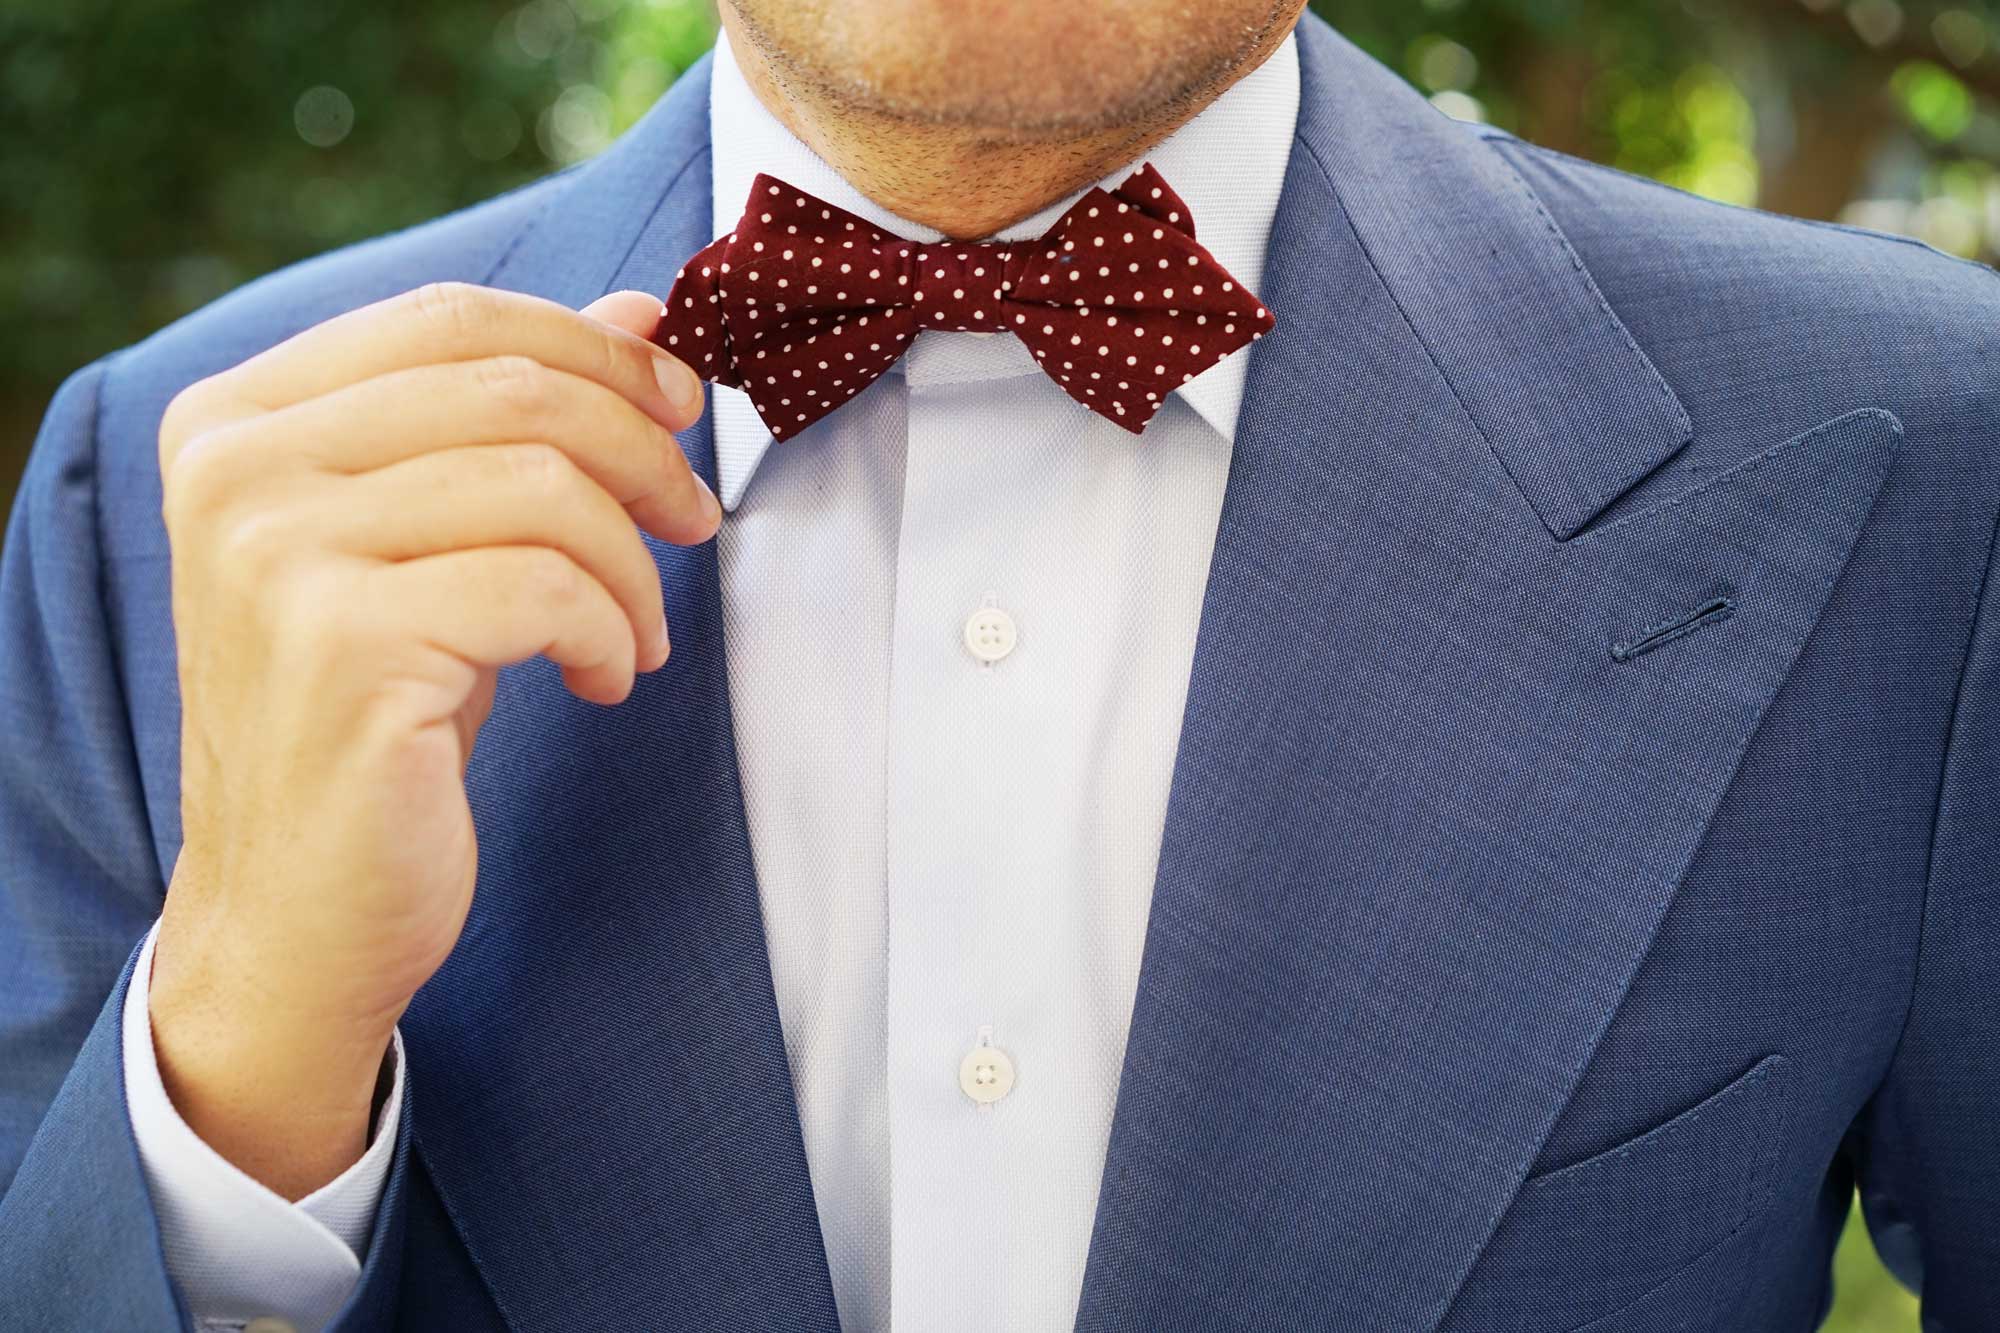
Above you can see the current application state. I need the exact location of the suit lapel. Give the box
[1075,17,1900,1333]
[401,55,841,1332]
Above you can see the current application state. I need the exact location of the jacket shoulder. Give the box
[1476,126,1999,361]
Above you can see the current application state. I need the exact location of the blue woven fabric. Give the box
[3,15,1997,1331]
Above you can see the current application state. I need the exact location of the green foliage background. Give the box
[3,3,1993,1324]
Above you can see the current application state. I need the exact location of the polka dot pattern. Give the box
[652,164,1276,440]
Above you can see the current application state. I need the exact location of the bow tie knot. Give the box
[655,164,1274,438]
[905,246,1021,332]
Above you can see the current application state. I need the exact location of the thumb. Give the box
[582,288,668,339]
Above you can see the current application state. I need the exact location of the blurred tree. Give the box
[0,4,1990,1324]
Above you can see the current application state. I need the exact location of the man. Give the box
[0,1,1995,1329]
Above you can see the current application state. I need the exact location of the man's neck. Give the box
[716,6,1280,241]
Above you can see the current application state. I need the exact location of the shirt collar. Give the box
[707,26,1301,511]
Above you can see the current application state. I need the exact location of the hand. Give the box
[145,284,715,1198]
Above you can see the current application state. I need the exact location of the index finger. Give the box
[216,282,705,432]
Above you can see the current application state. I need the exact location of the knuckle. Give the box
[600,330,657,398]
[213,504,290,578]
[407,281,490,339]
[499,441,574,495]
[524,551,587,610]
[654,444,700,512]
[159,377,221,455]
[472,354,555,417]
[161,433,236,530]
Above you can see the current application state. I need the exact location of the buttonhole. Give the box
[1611,596,1736,663]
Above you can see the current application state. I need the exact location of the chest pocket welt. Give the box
[1440,1054,1794,1332]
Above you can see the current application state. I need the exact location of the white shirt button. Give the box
[959,1042,1016,1104]
[963,606,1017,663]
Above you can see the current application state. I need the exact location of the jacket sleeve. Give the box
[0,360,412,1331]
[1855,503,2000,1323]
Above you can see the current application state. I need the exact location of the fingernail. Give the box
[694,472,722,526]
[653,354,703,416]
[652,619,672,666]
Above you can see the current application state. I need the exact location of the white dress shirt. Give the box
[123,29,1299,1332]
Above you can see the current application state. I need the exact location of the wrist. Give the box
[148,910,401,1199]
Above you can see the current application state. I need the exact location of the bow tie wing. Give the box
[653,175,927,439]
[1005,166,1274,433]
[655,233,743,389]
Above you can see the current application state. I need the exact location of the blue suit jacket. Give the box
[2,17,1997,1331]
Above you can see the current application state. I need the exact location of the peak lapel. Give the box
[1074,17,1899,1332]
[400,56,840,1331]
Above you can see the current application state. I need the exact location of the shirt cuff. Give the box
[122,921,404,1333]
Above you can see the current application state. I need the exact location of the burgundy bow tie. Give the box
[652,164,1274,439]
